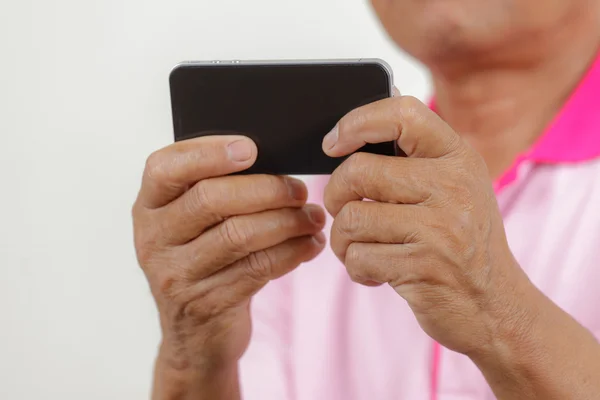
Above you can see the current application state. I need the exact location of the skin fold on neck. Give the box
[428,7,600,179]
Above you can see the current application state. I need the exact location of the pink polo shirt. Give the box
[239,53,600,400]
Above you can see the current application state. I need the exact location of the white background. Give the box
[0,0,428,398]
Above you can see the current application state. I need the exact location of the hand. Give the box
[132,136,326,398]
[322,96,533,357]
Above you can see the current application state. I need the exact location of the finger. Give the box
[137,135,257,209]
[159,174,308,244]
[343,242,437,288]
[323,152,438,217]
[180,234,326,318]
[330,201,428,262]
[177,204,326,280]
[322,95,463,159]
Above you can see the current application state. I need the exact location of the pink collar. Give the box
[430,52,600,191]
[526,52,600,164]
[494,52,600,190]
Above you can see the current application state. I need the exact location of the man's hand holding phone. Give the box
[132,136,326,400]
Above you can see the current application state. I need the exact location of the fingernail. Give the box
[392,86,401,97]
[323,124,339,151]
[227,140,253,162]
[312,232,327,246]
[304,204,325,225]
[284,177,306,200]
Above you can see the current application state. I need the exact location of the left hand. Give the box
[322,95,535,358]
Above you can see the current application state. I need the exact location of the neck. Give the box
[430,9,600,179]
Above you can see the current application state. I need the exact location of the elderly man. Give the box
[132,0,600,398]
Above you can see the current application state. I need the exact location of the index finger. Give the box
[322,95,463,159]
[136,135,257,209]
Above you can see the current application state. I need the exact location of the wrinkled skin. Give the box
[132,136,326,393]
[322,95,528,356]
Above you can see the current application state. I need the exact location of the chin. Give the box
[372,0,516,65]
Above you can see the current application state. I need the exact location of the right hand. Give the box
[132,135,326,375]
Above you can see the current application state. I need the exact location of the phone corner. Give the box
[169,62,189,84]
[360,58,394,94]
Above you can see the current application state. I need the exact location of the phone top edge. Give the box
[174,58,388,65]
[170,58,394,95]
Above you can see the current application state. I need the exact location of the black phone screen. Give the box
[169,61,399,175]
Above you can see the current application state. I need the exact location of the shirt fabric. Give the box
[239,52,600,400]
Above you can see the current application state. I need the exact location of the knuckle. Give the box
[237,175,293,206]
[154,270,182,299]
[131,199,142,219]
[133,225,160,267]
[460,148,489,179]
[345,243,363,266]
[142,253,190,301]
[398,95,422,108]
[244,250,276,282]
[336,202,363,237]
[279,208,304,232]
[435,213,477,261]
[459,188,477,213]
[265,175,292,202]
[338,153,365,186]
[441,226,465,254]
[432,173,475,211]
[346,262,363,283]
[135,240,156,267]
[345,256,368,284]
[188,180,217,215]
[144,150,169,184]
[403,228,423,244]
[396,95,422,121]
[392,97,422,155]
[348,271,366,284]
[219,218,252,253]
[346,152,367,172]
[446,134,464,156]
[260,209,299,240]
[449,179,475,206]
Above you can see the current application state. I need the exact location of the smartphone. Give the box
[169,59,401,175]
